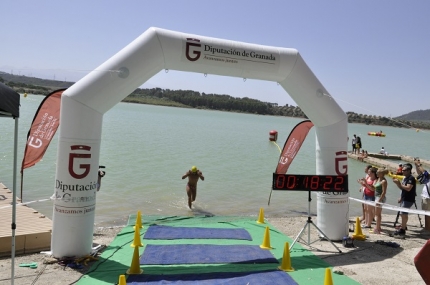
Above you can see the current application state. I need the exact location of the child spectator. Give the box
[396,163,403,175]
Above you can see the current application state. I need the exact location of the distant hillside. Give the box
[1,71,429,129]
[0,71,74,89]
[395,109,430,122]
[0,71,73,96]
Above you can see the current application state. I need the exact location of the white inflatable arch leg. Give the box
[52,27,348,257]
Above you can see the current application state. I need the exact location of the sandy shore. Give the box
[0,214,428,285]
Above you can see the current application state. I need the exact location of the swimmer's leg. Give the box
[186,185,192,209]
[192,187,197,202]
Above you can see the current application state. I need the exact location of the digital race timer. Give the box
[272,173,348,192]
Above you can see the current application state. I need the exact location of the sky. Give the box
[2,1,429,117]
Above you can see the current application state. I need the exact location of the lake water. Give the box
[1,94,429,226]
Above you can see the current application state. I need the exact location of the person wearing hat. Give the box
[415,158,430,231]
[396,163,403,175]
[182,166,204,209]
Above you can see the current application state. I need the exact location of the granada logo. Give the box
[335,151,348,175]
[28,136,43,148]
[279,157,289,165]
[185,38,201,61]
[69,145,91,179]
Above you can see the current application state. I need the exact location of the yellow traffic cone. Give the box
[351,217,366,241]
[133,210,143,230]
[118,274,126,285]
[131,225,143,247]
[260,226,272,249]
[256,208,265,224]
[278,242,294,271]
[126,246,143,274]
[324,268,333,285]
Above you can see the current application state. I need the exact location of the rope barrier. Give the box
[329,94,428,133]
[0,196,61,209]
[271,141,281,153]
[349,197,430,216]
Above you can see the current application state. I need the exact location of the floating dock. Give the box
[348,152,430,173]
[0,183,52,257]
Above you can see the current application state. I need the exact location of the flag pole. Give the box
[268,142,282,205]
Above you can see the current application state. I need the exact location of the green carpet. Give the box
[76,215,360,285]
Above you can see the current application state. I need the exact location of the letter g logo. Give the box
[28,136,42,148]
[335,151,348,175]
[69,145,91,179]
[185,38,201,61]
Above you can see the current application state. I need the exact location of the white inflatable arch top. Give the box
[52,27,348,257]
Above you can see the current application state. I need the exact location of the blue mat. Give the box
[127,270,298,285]
[143,225,252,240]
[139,244,278,265]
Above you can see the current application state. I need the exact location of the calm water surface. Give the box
[1,95,429,225]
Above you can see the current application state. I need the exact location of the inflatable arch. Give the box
[52,27,349,257]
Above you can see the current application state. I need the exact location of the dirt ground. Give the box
[0,214,429,285]
[269,214,430,285]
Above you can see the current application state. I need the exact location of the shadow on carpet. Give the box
[127,270,298,285]
[140,244,278,264]
[143,225,252,240]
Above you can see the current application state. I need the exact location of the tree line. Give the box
[1,73,429,130]
[125,87,430,130]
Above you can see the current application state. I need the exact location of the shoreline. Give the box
[0,214,428,285]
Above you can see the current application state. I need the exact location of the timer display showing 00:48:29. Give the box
[272,174,348,192]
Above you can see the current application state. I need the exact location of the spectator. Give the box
[392,163,417,238]
[357,165,373,223]
[415,158,430,231]
[358,150,365,161]
[358,166,377,228]
[379,147,389,155]
[356,136,362,155]
[396,163,403,175]
[352,134,357,154]
[372,168,388,234]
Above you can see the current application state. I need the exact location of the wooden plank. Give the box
[23,232,52,254]
[0,183,52,257]
[0,236,25,257]
[348,152,430,174]
[368,153,401,160]
[348,153,400,173]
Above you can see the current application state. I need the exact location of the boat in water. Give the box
[368,131,386,137]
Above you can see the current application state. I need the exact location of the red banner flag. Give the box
[275,120,314,174]
[21,89,65,172]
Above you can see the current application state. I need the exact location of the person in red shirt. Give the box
[396,163,403,175]
[357,165,373,223]
[358,167,378,228]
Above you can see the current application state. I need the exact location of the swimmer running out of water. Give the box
[182,166,204,209]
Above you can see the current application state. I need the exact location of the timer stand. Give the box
[289,190,342,253]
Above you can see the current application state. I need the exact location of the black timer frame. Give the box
[272,173,348,253]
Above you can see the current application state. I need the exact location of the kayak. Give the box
[368,132,386,137]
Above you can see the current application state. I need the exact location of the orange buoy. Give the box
[269,130,278,142]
